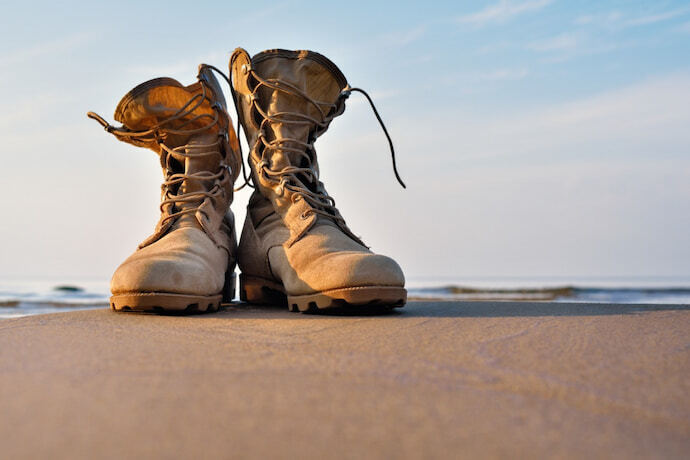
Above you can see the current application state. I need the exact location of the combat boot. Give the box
[229,48,406,312]
[88,65,241,313]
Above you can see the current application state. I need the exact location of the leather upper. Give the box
[94,67,240,296]
[231,48,404,295]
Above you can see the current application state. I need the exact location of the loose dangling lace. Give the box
[87,65,231,226]
[341,87,406,189]
[225,59,405,225]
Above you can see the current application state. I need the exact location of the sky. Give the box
[0,0,689,282]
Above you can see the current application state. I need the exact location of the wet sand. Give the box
[0,301,688,459]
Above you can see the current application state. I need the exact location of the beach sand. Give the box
[0,300,688,459]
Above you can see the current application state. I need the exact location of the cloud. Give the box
[426,67,530,89]
[125,50,230,81]
[474,40,514,55]
[574,11,622,26]
[575,6,690,29]
[381,73,690,171]
[527,33,578,52]
[0,33,91,67]
[379,25,426,46]
[319,74,690,278]
[241,1,293,22]
[625,6,690,27]
[449,73,690,163]
[480,68,529,81]
[527,33,633,63]
[456,0,553,26]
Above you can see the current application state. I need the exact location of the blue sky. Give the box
[1,0,689,280]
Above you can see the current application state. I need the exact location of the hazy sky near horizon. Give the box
[1,0,689,280]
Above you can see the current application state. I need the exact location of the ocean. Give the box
[1,276,689,319]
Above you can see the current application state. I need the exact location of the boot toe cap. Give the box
[111,256,219,296]
[303,251,405,293]
[110,228,227,296]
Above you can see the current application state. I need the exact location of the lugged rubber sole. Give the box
[110,272,236,314]
[240,274,406,313]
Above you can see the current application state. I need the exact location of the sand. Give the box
[0,300,688,459]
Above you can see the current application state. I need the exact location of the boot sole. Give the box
[110,273,236,314]
[240,274,406,313]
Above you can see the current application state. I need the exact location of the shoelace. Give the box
[342,87,406,189]
[226,62,405,223]
[87,65,231,226]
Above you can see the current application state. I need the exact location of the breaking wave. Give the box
[408,285,690,304]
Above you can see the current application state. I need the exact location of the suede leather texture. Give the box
[107,69,239,296]
[231,49,405,296]
[238,191,404,295]
[230,49,358,245]
[111,225,231,296]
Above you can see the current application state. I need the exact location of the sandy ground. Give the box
[0,300,688,459]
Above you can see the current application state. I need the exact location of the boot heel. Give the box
[240,274,287,306]
[222,271,237,303]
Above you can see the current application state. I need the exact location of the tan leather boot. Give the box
[229,48,406,312]
[88,65,241,313]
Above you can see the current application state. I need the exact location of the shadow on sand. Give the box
[202,299,690,319]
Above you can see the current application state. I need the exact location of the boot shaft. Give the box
[112,66,240,177]
[88,65,241,249]
[230,49,347,158]
[230,48,357,246]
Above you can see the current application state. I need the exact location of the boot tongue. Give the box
[253,52,346,179]
[170,132,221,229]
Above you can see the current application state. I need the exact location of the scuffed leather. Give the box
[231,48,358,245]
[104,69,240,296]
[232,49,405,296]
[111,225,231,296]
[237,191,404,296]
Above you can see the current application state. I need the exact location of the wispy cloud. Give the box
[325,73,690,278]
[379,25,426,46]
[0,33,91,67]
[346,88,401,107]
[574,11,621,26]
[575,6,690,29]
[125,51,229,80]
[457,0,553,26]
[455,73,690,162]
[678,20,690,33]
[474,40,514,55]
[428,67,529,89]
[625,6,690,27]
[526,32,636,63]
[480,68,529,81]
[241,1,293,22]
[527,33,578,52]
[395,73,690,164]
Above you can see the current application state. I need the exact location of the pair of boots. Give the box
[88,48,406,314]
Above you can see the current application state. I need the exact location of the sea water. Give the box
[1,276,688,319]
[0,278,109,319]
[406,276,690,304]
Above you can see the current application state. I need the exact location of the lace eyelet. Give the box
[257,160,269,172]
[300,211,310,220]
